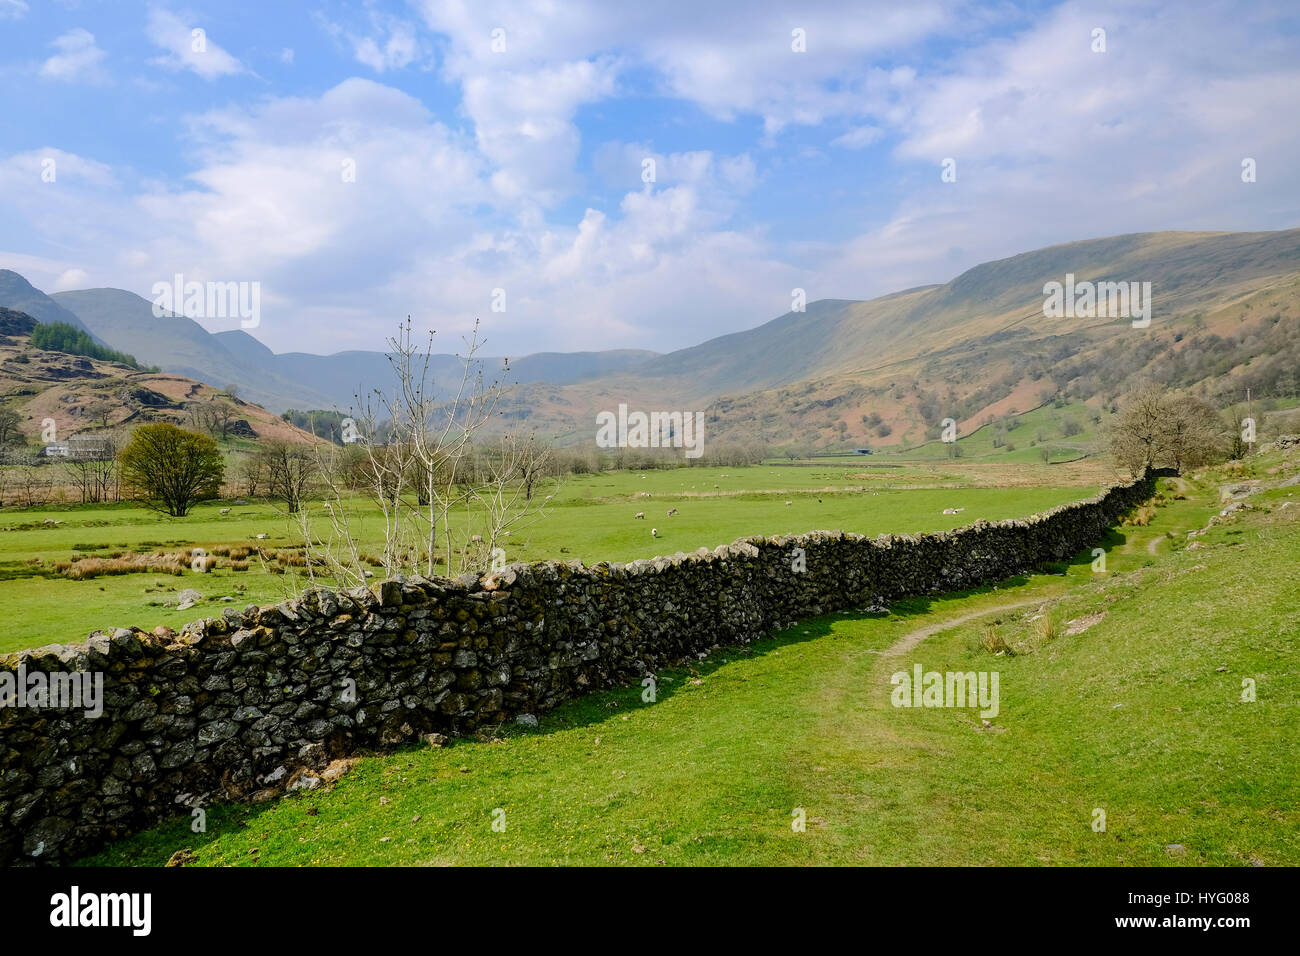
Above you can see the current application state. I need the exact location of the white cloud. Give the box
[832,125,883,149]
[52,268,90,291]
[462,57,619,205]
[280,48,295,65]
[418,0,955,136]
[807,1,1300,301]
[316,10,426,74]
[146,8,244,80]
[0,0,28,21]
[39,28,107,82]
[352,22,420,72]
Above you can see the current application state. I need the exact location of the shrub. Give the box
[981,625,1012,655]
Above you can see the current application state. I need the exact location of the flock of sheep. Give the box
[633,508,679,537]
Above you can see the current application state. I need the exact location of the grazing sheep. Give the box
[785,500,792,506]
[667,508,678,516]
[470,534,483,543]
[634,512,645,519]
[219,508,231,515]
[942,507,966,515]
[651,528,659,537]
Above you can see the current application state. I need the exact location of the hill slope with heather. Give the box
[0,309,316,448]
[503,228,1300,448]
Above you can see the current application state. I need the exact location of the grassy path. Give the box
[879,598,1045,659]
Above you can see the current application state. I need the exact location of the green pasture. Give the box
[0,463,1099,652]
[86,466,1300,865]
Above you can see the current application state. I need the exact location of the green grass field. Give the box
[79,457,1300,866]
[0,463,1101,653]
[786,401,1103,464]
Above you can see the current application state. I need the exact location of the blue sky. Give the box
[0,0,1297,356]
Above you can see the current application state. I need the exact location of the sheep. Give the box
[785,500,792,506]
[470,534,483,543]
[634,512,645,519]
[651,528,659,538]
[941,507,966,515]
[667,508,679,516]
[219,508,231,515]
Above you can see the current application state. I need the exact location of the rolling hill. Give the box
[42,288,659,414]
[0,308,317,450]
[7,227,1298,449]
[497,228,1300,448]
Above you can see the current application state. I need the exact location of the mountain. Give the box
[494,228,1300,448]
[48,288,338,414]
[12,226,1298,447]
[0,271,105,343]
[40,286,660,414]
[210,333,659,412]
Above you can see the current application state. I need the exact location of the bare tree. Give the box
[304,318,552,586]
[1109,383,1168,475]
[14,463,50,507]
[1110,383,1227,475]
[190,398,238,440]
[236,454,266,497]
[257,440,317,513]
[62,433,119,503]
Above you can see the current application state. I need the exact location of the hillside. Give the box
[47,288,339,414]
[10,228,1298,446]
[497,228,1300,449]
[0,310,317,449]
[0,271,105,344]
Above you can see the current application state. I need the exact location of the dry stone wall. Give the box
[0,469,1169,864]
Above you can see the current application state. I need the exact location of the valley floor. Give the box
[0,463,1099,654]
[84,461,1300,866]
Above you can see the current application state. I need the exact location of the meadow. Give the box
[0,461,1107,654]
[82,457,1300,866]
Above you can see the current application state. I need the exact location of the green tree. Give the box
[118,423,224,516]
[29,321,144,369]
[0,403,21,446]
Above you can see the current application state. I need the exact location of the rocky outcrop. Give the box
[0,469,1170,865]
